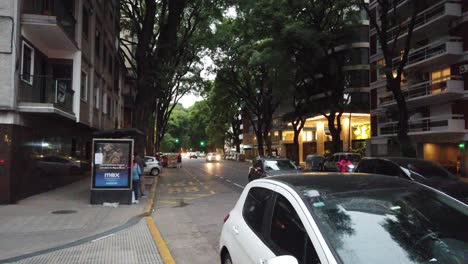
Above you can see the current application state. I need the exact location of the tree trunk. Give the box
[327,113,342,154]
[256,131,264,157]
[293,131,300,164]
[391,78,416,157]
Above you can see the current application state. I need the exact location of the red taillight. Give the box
[224,213,230,223]
[0,159,4,164]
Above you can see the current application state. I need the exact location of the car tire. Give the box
[222,251,232,264]
[151,168,160,176]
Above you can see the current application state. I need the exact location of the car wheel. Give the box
[222,251,232,264]
[151,168,160,176]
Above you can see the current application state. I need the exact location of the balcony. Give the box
[392,38,463,70]
[21,0,77,58]
[378,76,464,108]
[18,75,75,120]
[387,1,461,47]
[379,114,465,136]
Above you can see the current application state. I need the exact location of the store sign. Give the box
[91,139,133,189]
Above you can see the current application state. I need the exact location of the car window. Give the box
[346,154,361,162]
[144,157,154,162]
[264,160,296,171]
[269,194,321,264]
[242,187,274,237]
[356,160,375,173]
[376,160,401,177]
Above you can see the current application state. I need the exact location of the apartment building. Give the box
[0,0,132,203]
[368,0,468,175]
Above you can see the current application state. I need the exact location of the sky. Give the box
[178,7,236,108]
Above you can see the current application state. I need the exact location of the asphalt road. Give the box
[151,158,250,264]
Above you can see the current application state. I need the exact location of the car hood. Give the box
[423,178,468,204]
[266,170,300,177]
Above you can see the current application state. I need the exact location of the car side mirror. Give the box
[266,255,299,264]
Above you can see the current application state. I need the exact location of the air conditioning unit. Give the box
[460,64,468,74]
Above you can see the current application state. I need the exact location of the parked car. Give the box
[206,152,221,162]
[143,156,162,176]
[189,153,198,159]
[304,154,325,171]
[219,173,468,264]
[321,152,361,172]
[248,157,299,182]
[355,157,468,204]
[36,156,82,177]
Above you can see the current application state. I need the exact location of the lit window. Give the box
[431,68,451,83]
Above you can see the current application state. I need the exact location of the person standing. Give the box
[336,157,353,172]
[134,153,146,197]
[132,159,141,204]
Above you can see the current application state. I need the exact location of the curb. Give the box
[143,174,177,264]
[146,217,176,264]
[138,176,159,217]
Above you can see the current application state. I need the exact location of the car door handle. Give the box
[232,225,239,235]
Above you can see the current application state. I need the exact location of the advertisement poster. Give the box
[92,139,133,189]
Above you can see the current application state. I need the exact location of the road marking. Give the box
[233,183,245,189]
[226,179,232,183]
[210,190,216,194]
[184,186,200,193]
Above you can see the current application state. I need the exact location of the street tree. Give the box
[356,0,422,157]
[120,0,227,154]
[286,0,362,154]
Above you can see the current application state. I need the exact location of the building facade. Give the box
[368,0,468,176]
[0,0,132,203]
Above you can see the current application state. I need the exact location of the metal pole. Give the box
[348,112,351,152]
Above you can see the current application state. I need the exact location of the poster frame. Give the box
[91,138,133,190]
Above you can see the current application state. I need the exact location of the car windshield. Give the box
[302,186,468,264]
[393,159,457,180]
[345,154,361,162]
[264,160,296,171]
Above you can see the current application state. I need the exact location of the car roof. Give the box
[256,156,291,161]
[332,152,360,156]
[266,173,417,194]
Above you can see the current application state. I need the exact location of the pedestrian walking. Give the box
[132,159,141,204]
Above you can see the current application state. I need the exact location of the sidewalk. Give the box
[0,177,163,263]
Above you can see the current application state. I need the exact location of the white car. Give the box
[143,156,162,176]
[206,152,221,162]
[219,173,468,264]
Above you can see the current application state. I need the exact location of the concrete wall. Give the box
[0,0,19,109]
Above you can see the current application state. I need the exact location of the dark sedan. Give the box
[248,157,299,182]
[355,157,468,204]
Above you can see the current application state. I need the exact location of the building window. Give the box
[81,71,88,101]
[82,7,89,39]
[95,29,101,57]
[431,68,451,83]
[345,70,370,88]
[21,41,35,85]
[95,86,100,109]
[103,92,108,114]
[107,96,112,117]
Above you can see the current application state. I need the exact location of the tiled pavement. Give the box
[12,218,163,264]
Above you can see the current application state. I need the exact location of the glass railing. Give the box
[22,0,76,40]
[379,114,464,135]
[387,1,460,41]
[19,75,74,114]
[392,37,462,68]
[379,75,462,105]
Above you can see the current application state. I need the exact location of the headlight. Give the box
[216,155,221,160]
